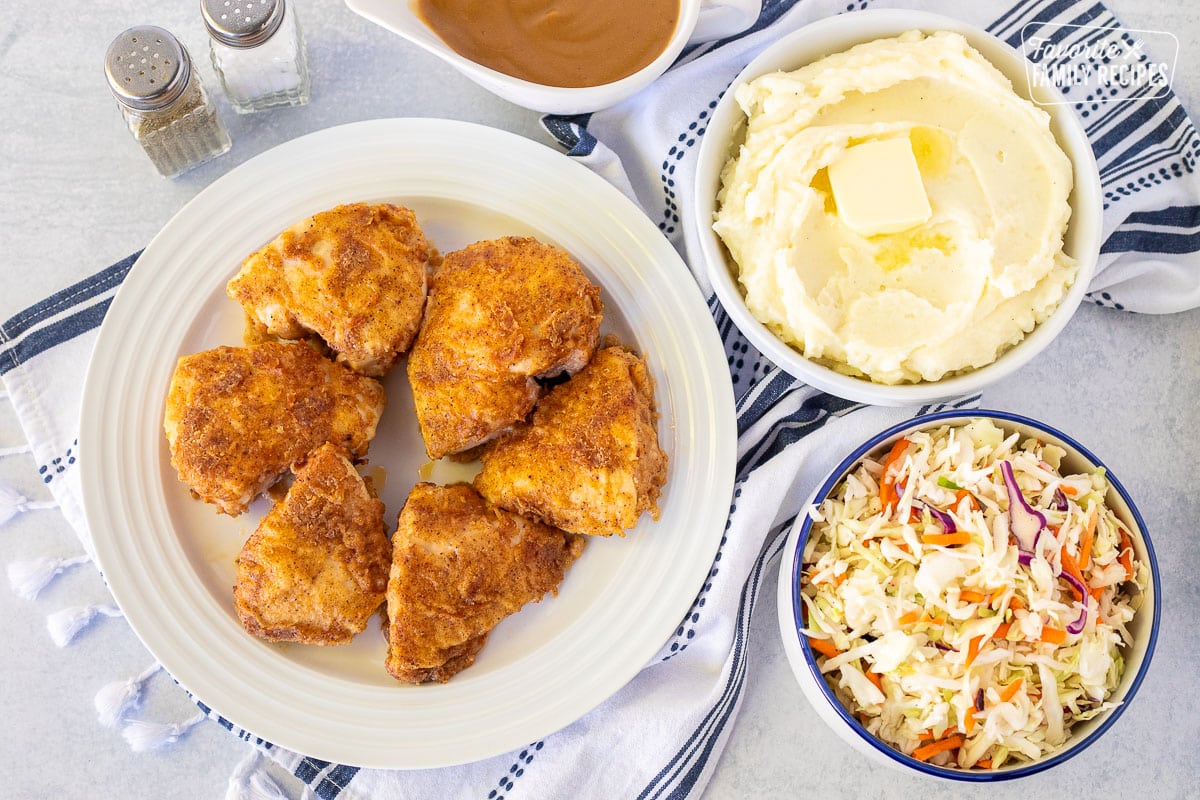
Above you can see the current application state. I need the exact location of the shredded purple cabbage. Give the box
[1000,460,1047,555]
[974,688,985,712]
[1052,487,1069,511]
[917,500,957,533]
[1059,569,1090,634]
[1067,605,1088,635]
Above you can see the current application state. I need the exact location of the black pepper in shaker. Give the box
[104,26,232,178]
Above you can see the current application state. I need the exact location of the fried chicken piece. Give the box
[385,482,585,684]
[226,202,430,377]
[234,444,390,645]
[407,236,603,459]
[163,341,385,516]
[474,345,667,537]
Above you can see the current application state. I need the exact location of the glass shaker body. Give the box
[104,26,232,178]
[203,0,311,113]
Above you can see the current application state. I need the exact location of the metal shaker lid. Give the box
[104,26,191,112]
[201,0,286,48]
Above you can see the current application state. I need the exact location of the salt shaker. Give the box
[202,0,311,113]
[104,26,232,178]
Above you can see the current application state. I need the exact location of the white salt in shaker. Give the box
[104,26,232,178]
[201,0,311,113]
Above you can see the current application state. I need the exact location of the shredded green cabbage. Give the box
[800,419,1145,770]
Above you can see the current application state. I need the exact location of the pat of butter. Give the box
[828,137,932,237]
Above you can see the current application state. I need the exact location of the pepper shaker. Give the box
[104,26,232,178]
[202,0,311,113]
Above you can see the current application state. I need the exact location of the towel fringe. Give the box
[47,603,123,646]
[227,747,292,800]
[95,661,162,727]
[0,444,31,456]
[6,553,89,599]
[0,481,59,526]
[122,710,206,752]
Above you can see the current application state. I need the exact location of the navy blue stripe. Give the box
[735,368,793,430]
[988,0,1044,37]
[640,523,789,800]
[293,757,329,784]
[1101,227,1200,254]
[0,299,112,375]
[1120,204,1200,229]
[999,0,1083,48]
[313,765,359,799]
[0,251,137,341]
[1099,114,1193,183]
[638,522,784,799]
[735,394,862,479]
[540,114,596,157]
[1087,79,1159,140]
[1092,96,1184,166]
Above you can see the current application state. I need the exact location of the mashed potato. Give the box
[713,30,1076,385]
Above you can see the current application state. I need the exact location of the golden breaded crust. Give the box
[163,341,385,516]
[474,345,667,537]
[235,444,390,645]
[385,482,585,684]
[227,202,430,377]
[407,236,603,459]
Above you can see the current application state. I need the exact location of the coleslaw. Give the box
[799,419,1147,769]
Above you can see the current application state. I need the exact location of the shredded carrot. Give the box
[975,759,993,769]
[898,610,921,626]
[1061,484,1079,496]
[918,730,935,741]
[993,622,1012,640]
[879,438,910,511]
[1088,585,1104,602]
[895,541,912,555]
[1009,596,1025,611]
[988,587,1007,606]
[908,507,924,524]
[865,668,883,693]
[1039,626,1067,645]
[1079,505,1098,569]
[913,734,963,762]
[999,677,1023,703]
[964,706,977,735]
[808,637,843,659]
[1118,530,1135,580]
[1059,546,1087,601]
[965,635,984,667]
[960,590,987,603]
[955,488,979,511]
[921,531,972,546]
[832,572,848,587]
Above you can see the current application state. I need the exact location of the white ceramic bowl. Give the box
[344,0,761,114]
[776,410,1160,781]
[694,11,1104,406]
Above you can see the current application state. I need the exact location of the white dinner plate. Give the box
[79,118,736,769]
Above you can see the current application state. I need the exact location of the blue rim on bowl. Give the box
[785,409,1160,781]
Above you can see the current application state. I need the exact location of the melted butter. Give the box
[417,458,482,484]
[909,126,953,177]
[413,0,681,88]
[874,230,954,272]
[810,167,838,215]
[367,465,388,494]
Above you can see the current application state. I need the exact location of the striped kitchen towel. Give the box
[2,0,1198,798]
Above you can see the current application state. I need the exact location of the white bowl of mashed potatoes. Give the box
[694,11,1103,404]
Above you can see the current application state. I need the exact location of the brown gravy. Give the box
[413,0,681,88]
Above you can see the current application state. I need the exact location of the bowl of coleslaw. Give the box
[777,410,1158,780]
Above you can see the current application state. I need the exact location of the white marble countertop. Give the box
[2,1,1198,798]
